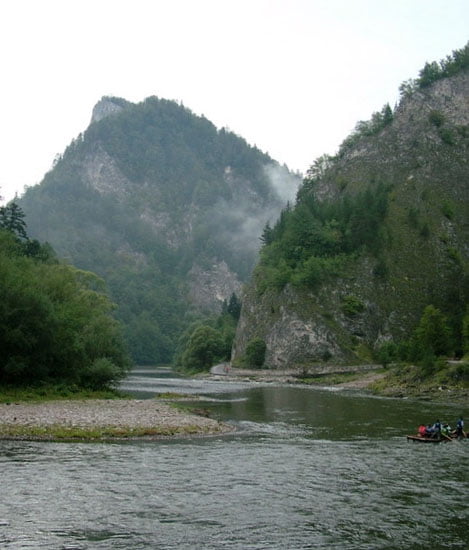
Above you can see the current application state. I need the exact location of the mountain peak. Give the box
[91,96,130,124]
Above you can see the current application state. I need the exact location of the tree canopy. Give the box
[255,182,391,293]
[0,205,131,388]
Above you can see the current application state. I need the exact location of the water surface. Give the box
[1,367,467,549]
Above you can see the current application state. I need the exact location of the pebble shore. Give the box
[0,399,232,440]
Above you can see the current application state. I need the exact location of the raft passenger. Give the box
[455,417,464,439]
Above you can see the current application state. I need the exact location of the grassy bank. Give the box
[292,360,468,403]
[0,385,126,404]
[0,423,217,441]
[368,361,469,403]
[298,370,383,386]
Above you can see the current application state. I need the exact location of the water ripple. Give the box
[1,377,468,549]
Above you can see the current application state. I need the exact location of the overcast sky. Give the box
[0,0,468,204]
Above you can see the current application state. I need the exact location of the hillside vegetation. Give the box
[233,43,469,371]
[18,97,299,364]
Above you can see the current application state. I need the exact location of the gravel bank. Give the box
[0,399,232,441]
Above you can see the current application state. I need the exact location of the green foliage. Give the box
[304,154,335,182]
[226,292,242,321]
[376,341,397,368]
[244,337,266,368]
[180,325,224,371]
[418,61,443,88]
[373,257,389,278]
[19,97,295,364]
[257,182,390,292]
[398,42,469,99]
[125,312,173,365]
[339,103,394,153]
[174,295,241,372]
[341,295,365,316]
[407,206,420,228]
[462,307,469,356]
[0,229,131,388]
[417,42,469,88]
[398,79,418,99]
[412,305,452,358]
[0,385,124,403]
[428,110,445,127]
[260,222,274,246]
[419,223,430,240]
[291,255,346,289]
[445,362,469,383]
[376,305,455,370]
[337,43,469,158]
[79,358,123,390]
[0,202,28,240]
[438,127,456,145]
[447,247,462,265]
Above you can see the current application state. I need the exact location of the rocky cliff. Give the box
[233,67,469,368]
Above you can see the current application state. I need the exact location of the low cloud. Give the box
[263,163,301,205]
[206,163,302,266]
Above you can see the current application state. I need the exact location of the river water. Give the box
[1,367,468,549]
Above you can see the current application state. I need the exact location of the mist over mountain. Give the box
[19,96,300,363]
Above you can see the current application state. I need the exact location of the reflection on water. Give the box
[1,367,468,549]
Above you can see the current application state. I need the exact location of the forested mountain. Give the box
[233,44,469,368]
[18,97,300,363]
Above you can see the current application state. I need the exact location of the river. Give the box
[1,367,468,549]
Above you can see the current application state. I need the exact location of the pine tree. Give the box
[0,202,28,240]
[227,293,241,320]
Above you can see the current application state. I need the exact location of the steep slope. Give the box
[19,96,300,363]
[233,54,469,368]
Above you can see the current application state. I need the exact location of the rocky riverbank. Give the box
[209,363,468,403]
[209,363,384,387]
[0,399,233,441]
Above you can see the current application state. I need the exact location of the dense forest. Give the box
[0,200,131,388]
[256,181,390,293]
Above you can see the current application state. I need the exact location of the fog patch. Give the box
[199,163,301,279]
[208,196,271,255]
[209,164,301,256]
[263,163,301,204]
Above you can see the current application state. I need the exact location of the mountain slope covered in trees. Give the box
[18,97,300,363]
[233,44,469,369]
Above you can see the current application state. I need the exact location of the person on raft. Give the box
[423,420,441,438]
[455,417,465,439]
[441,423,452,438]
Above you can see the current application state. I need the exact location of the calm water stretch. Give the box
[1,367,468,549]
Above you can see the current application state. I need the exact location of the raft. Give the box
[406,434,447,443]
[406,433,467,443]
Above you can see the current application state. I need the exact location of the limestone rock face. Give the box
[189,261,243,313]
[91,97,127,124]
[82,147,131,197]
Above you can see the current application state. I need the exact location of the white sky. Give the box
[0,0,468,204]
